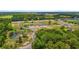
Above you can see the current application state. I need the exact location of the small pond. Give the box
[9,32,21,40]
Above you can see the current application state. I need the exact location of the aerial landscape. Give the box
[0,12,79,49]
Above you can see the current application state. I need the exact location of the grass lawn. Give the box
[0,15,13,19]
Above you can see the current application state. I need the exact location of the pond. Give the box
[9,32,21,40]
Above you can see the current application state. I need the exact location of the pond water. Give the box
[10,32,20,40]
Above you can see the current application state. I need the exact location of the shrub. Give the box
[3,39,17,49]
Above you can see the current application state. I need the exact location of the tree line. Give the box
[11,14,79,21]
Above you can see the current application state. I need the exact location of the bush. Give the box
[3,39,17,49]
[32,38,45,49]
[45,41,54,49]
[54,41,70,49]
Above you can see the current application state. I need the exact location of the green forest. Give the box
[32,27,79,49]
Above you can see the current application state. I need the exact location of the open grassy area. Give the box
[0,15,13,19]
[65,20,79,24]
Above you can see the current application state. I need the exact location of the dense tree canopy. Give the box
[32,27,79,49]
[0,18,12,47]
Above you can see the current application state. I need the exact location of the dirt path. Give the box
[19,43,32,49]
[19,31,35,49]
[19,24,49,49]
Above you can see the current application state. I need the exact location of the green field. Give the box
[0,15,13,19]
